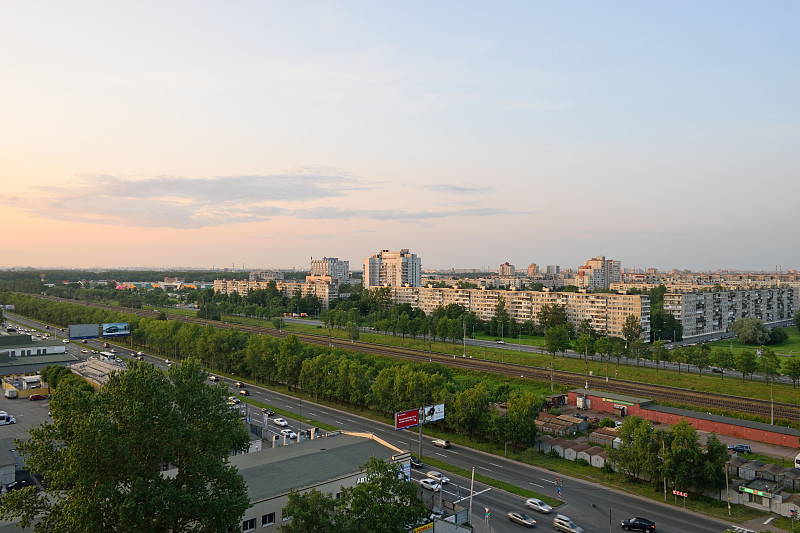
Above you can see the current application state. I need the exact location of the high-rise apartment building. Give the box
[527,264,539,276]
[363,249,421,289]
[546,265,561,275]
[498,262,515,276]
[576,256,621,290]
[310,257,350,284]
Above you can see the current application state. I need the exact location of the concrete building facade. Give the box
[310,257,350,284]
[363,249,421,289]
[390,287,650,340]
[498,262,515,277]
[213,277,339,310]
[576,255,621,291]
[663,287,798,339]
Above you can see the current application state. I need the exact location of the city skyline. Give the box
[2,2,798,271]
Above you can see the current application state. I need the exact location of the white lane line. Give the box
[436,453,448,457]
[488,462,503,468]
[477,466,491,471]
[529,482,544,488]
[334,420,346,425]
[541,478,555,484]
[306,412,316,416]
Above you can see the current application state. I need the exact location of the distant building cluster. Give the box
[209,250,799,340]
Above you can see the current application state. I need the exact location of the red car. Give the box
[29,394,46,401]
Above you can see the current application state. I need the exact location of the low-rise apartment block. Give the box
[213,277,338,310]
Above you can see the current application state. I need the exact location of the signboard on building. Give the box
[422,403,445,423]
[102,323,130,337]
[395,409,420,430]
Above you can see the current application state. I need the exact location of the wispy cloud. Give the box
[425,183,493,195]
[2,173,529,229]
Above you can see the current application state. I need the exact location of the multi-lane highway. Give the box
[4,314,736,533]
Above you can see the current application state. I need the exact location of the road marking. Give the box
[436,453,447,457]
[542,478,555,484]
[306,411,316,416]
[453,487,491,503]
[489,462,502,468]
[477,466,491,471]
[334,420,346,425]
[529,483,544,488]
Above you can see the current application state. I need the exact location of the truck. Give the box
[3,389,17,399]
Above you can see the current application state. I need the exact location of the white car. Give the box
[62,339,69,344]
[280,429,297,439]
[418,478,441,492]
[426,471,450,485]
[273,418,288,427]
[525,497,552,513]
[227,396,240,404]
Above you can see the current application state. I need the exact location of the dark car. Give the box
[261,408,274,416]
[507,512,536,528]
[728,444,752,454]
[621,517,655,531]
[410,456,423,469]
[234,382,244,388]
[29,394,46,401]
[6,479,35,492]
[105,325,119,333]
[238,389,250,396]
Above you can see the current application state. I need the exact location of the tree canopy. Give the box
[0,359,250,533]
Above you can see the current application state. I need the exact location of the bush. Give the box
[575,458,589,466]
[549,408,562,416]
[600,418,615,428]
[548,449,560,458]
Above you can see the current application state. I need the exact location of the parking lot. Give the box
[0,394,51,440]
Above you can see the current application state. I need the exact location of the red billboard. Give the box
[395,409,420,430]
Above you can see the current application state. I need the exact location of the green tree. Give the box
[711,348,735,379]
[595,336,612,379]
[0,359,250,532]
[651,341,668,371]
[346,321,360,343]
[664,418,701,492]
[734,350,758,381]
[698,434,729,494]
[732,318,770,345]
[545,324,571,357]
[759,347,781,383]
[783,356,800,388]
[538,303,567,332]
[281,457,427,533]
[272,316,284,332]
[794,310,800,332]
[622,314,643,347]
[450,383,491,440]
[504,390,542,449]
[610,416,656,481]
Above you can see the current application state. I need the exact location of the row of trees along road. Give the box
[1,291,547,451]
[608,416,729,499]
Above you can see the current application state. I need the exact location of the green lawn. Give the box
[706,326,800,357]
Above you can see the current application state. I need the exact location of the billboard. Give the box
[102,322,130,337]
[422,404,445,424]
[68,324,99,339]
[395,409,420,430]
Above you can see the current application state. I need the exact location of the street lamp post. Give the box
[591,504,612,533]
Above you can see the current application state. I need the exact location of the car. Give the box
[273,418,288,427]
[135,355,144,360]
[426,471,450,485]
[418,478,441,491]
[587,416,601,423]
[728,444,752,454]
[234,382,244,388]
[6,479,35,492]
[620,517,655,531]
[209,376,220,382]
[507,512,536,528]
[29,394,46,401]
[81,349,88,354]
[62,339,69,344]
[553,514,584,533]
[136,351,144,357]
[432,439,450,448]
[280,429,297,439]
[525,497,552,513]
[227,396,240,404]
[496,340,505,344]
[105,325,120,333]
[110,349,116,353]
[91,350,98,354]
[238,389,250,396]
[81,339,87,344]
[409,456,423,469]
[261,408,274,416]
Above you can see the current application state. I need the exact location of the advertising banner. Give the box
[68,324,100,339]
[422,403,445,424]
[395,409,420,430]
[102,322,130,337]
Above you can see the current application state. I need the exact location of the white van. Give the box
[795,452,800,469]
[0,412,17,425]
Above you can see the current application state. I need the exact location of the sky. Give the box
[1,1,798,272]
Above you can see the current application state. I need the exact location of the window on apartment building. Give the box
[242,518,256,532]
[262,513,275,527]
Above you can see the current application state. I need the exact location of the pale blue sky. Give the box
[1,2,798,271]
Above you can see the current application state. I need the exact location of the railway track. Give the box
[27,295,800,421]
